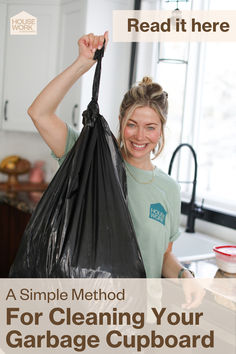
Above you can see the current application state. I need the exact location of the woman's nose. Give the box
[135,127,145,140]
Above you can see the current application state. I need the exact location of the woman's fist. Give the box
[78,31,108,62]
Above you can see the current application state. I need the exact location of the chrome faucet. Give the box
[168,143,204,233]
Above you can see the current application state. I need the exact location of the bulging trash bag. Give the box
[9,44,146,278]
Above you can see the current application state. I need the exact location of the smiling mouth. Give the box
[131,142,148,150]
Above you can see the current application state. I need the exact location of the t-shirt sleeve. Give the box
[51,123,79,166]
[169,181,181,243]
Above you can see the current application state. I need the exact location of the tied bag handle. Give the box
[92,39,105,103]
[82,40,105,126]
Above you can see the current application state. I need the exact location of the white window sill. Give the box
[173,222,235,262]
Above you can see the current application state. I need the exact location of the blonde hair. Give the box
[118,76,168,159]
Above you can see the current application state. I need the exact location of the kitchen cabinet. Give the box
[1,1,59,132]
[57,0,85,129]
[0,2,7,123]
[0,0,134,133]
[0,202,31,277]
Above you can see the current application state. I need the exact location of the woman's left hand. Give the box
[182,278,206,309]
[162,246,206,309]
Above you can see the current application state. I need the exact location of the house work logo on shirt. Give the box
[149,203,167,225]
[10,11,37,35]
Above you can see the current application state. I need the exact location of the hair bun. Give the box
[139,76,153,86]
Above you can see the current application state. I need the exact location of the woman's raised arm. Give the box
[28,32,108,158]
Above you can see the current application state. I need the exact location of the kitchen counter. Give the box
[0,190,43,214]
[182,258,236,312]
[0,191,235,280]
[183,257,219,278]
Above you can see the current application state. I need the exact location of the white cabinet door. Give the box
[57,0,86,131]
[1,3,59,132]
[0,2,7,124]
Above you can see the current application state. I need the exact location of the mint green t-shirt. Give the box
[51,124,181,278]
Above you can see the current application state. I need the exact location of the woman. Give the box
[28,32,202,307]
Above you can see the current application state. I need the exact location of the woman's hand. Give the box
[77,31,109,66]
[182,278,206,309]
[162,244,206,309]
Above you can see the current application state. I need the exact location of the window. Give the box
[135,0,236,214]
[197,41,236,211]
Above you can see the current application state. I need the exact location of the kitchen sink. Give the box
[172,231,230,262]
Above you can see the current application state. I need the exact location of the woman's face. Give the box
[123,106,162,162]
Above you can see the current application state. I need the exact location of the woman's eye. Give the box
[127,123,135,128]
[147,126,155,130]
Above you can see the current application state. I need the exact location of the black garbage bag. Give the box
[9,44,146,278]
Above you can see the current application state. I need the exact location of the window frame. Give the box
[132,0,236,232]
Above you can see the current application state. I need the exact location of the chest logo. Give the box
[149,203,167,225]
